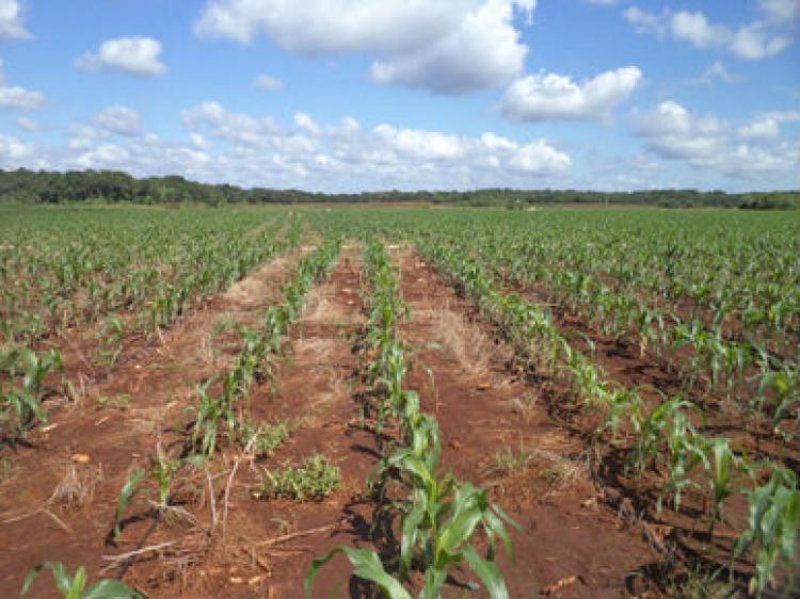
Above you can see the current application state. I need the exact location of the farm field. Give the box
[0,204,798,598]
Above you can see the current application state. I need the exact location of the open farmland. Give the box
[0,205,798,598]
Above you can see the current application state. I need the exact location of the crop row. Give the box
[418,235,798,596]
[309,239,518,599]
[1,210,300,346]
[480,233,798,430]
[23,238,342,597]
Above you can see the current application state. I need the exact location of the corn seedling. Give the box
[21,562,140,599]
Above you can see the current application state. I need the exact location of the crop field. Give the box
[0,204,798,598]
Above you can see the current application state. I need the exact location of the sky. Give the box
[0,0,798,193]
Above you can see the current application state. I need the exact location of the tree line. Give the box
[0,168,797,209]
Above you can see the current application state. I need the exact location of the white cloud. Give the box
[761,110,800,122]
[729,24,791,60]
[294,112,321,135]
[370,0,528,94]
[374,125,467,160]
[0,132,34,162]
[94,106,141,136]
[632,100,799,176]
[75,37,167,76]
[738,117,780,141]
[501,66,642,122]
[758,0,800,25]
[633,101,725,161]
[182,101,278,147]
[0,58,44,109]
[737,111,800,141]
[176,101,572,187]
[253,73,283,91]
[190,133,210,150]
[624,6,669,37]
[697,61,743,84]
[0,0,29,40]
[670,11,731,48]
[508,140,571,174]
[194,0,533,94]
[16,116,38,130]
[74,144,131,168]
[0,83,44,109]
[624,5,795,60]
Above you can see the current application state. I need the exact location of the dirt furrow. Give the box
[0,251,303,597]
[133,246,379,598]
[394,248,659,598]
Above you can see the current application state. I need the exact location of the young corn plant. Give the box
[22,562,141,599]
[311,437,518,599]
[1,348,64,445]
[734,466,800,596]
[110,450,200,543]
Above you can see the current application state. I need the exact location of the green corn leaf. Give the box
[421,567,448,599]
[68,566,87,599]
[305,547,410,599]
[462,544,508,599]
[81,579,141,599]
[399,501,426,580]
[485,506,515,560]
[113,468,146,539]
[436,501,483,562]
[21,562,73,597]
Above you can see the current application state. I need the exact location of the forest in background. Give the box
[1,168,798,209]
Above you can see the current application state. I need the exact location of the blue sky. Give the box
[0,0,797,192]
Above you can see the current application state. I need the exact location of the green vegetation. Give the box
[2,205,798,597]
[22,562,140,599]
[258,453,340,501]
[1,168,797,208]
[309,238,518,599]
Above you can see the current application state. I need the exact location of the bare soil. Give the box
[391,249,661,598]
[6,242,784,598]
[0,251,303,597]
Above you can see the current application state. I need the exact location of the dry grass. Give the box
[49,463,103,509]
[482,446,584,495]
[223,256,290,307]
[508,392,538,422]
[430,308,494,378]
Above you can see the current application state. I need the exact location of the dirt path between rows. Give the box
[394,248,659,598]
[0,250,303,597]
[126,245,380,598]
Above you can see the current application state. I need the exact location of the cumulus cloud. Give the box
[671,11,731,48]
[501,66,642,122]
[181,101,279,147]
[697,61,743,84]
[194,0,533,94]
[0,132,34,163]
[55,106,571,190]
[16,116,38,130]
[253,73,283,91]
[94,106,141,136]
[738,117,780,141]
[0,58,44,109]
[632,100,799,176]
[176,101,573,187]
[0,0,29,40]
[75,37,167,76]
[624,4,795,60]
[370,0,528,94]
[758,0,800,25]
[508,140,572,173]
[728,24,792,60]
